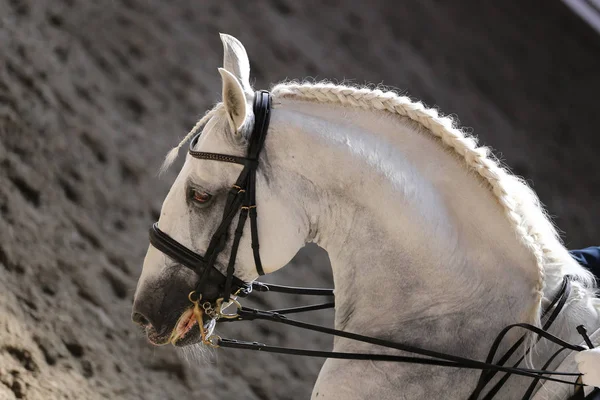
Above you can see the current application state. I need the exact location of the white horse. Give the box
[132,34,600,399]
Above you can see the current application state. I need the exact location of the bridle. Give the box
[147,90,598,399]
[149,90,272,305]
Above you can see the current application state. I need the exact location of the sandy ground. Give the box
[0,1,599,399]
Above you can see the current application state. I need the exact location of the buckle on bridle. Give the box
[232,185,246,194]
[188,291,242,321]
[187,291,239,347]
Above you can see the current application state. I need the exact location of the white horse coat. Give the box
[132,34,600,399]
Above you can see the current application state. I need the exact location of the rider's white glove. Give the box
[575,348,600,387]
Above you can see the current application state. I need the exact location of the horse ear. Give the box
[219,67,248,133]
[220,33,252,94]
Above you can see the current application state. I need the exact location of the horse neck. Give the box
[271,99,539,346]
[267,98,600,398]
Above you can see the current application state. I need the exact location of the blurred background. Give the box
[0,1,599,399]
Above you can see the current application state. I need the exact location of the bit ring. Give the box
[215,298,242,319]
[188,291,201,303]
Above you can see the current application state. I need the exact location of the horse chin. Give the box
[145,327,172,346]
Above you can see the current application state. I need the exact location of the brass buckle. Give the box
[187,291,242,347]
[232,184,246,194]
[188,291,221,347]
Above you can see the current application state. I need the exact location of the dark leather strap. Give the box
[149,91,272,302]
[189,150,253,166]
[584,388,600,400]
[469,278,572,399]
[212,276,593,397]
[217,338,582,387]
[223,208,249,302]
[217,306,583,385]
[267,302,335,315]
[188,133,256,166]
[148,223,251,298]
[520,347,569,400]
[245,91,271,276]
[251,281,335,296]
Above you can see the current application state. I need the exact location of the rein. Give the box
[213,278,595,399]
[148,90,598,399]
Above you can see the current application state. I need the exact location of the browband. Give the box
[189,134,257,166]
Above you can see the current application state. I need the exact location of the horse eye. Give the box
[190,189,212,205]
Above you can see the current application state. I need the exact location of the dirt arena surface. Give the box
[0,1,599,399]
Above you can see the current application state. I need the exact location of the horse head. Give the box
[132,35,308,346]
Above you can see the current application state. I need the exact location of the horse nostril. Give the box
[132,311,150,327]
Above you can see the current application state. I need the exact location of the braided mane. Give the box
[271,81,596,323]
